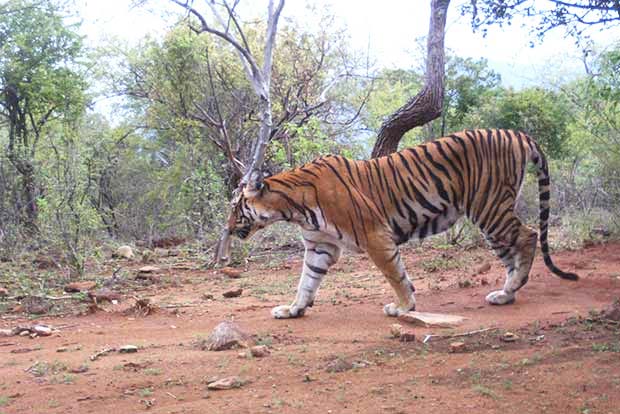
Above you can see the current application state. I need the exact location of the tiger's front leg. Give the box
[368,238,416,317]
[271,240,341,319]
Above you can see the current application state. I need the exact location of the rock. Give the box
[399,330,416,343]
[458,279,472,288]
[141,250,155,263]
[602,299,620,322]
[476,263,491,274]
[138,265,161,274]
[154,248,170,257]
[32,325,53,336]
[0,287,8,297]
[450,341,466,353]
[398,311,466,328]
[325,357,353,373]
[56,347,69,352]
[70,364,89,374]
[501,332,519,342]
[0,328,14,337]
[220,267,243,279]
[390,323,403,338]
[222,288,243,298]
[88,288,121,302]
[64,281,97,293]
[114,245,134,259]
[207,376,245,390]
[202,321,251,351]
[119,345,139,353]
[480,277,489,286]
[250,345,270,358]
[202,293,214,300]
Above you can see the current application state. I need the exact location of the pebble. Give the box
[207,376,245,390]
[399,330,416,343]
[119,345,139,353]
[501,332,519,342]
[390,323,403,338]
[450,342,466,353]
[222,288,243,298]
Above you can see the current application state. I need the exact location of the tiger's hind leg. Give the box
[367,237,416,317]
[271,239,341,319]
[483,216,537,305]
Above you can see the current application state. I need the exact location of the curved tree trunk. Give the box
[371,0,450,158]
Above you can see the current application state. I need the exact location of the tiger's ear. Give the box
[243,169,264,198]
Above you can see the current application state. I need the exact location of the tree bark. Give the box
[371,0,450,158]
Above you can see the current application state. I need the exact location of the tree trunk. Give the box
[20,162,38,234]
[371,0,450,158]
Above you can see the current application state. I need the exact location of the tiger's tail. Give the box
[531,140,579,281]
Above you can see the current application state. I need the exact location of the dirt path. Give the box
[1,242,620,414]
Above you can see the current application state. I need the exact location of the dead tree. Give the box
[371,0,451,157]
[172,0,284,183]
[171,0,285,264]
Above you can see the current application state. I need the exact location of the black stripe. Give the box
[306,263,327,275]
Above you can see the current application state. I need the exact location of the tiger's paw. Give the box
[383,302,415,317]
[485,290,516,305]
[271,305,306,319]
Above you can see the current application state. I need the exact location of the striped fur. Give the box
[227,129,578,319]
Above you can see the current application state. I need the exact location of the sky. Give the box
[78,0,620,89]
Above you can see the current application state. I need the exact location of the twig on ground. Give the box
[160,303,201,309]
[423,327,499,344]
[90,347,116,361]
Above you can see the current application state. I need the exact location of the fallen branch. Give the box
[90,347,116,361]
[160,303,202,309]
[423,327,499,344]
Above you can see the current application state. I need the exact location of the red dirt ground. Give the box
[1,242,620,414]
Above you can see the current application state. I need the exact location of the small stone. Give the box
[119,345,139,353]
[32,325,53,336]
[70,364,89,374]
[222,288,243,298]
[0,328,14,337]
[501,332,519,342]
[250,345,270,358]
[202,293,214,300]
[399,330,416,343]
[207,376,245,390]
[89,288,121,302]
[0,287,8,297]
[476,263,491,274]
[64,281,97,293]
[390,323,403,338]
[325,357,353,373]
[398,311,466,328]
[202,321,251,351]
[56,347,68,352]
[450,341,466,353]
[114,245,134,259]
[138,266,161,274]
[220,267,243,279]
[238,352,247,358]
[458,279,472,288]
[480,277,489,286]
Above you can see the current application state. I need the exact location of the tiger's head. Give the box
[226,170,281,240]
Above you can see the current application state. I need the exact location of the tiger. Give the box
[225,129,578,319]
